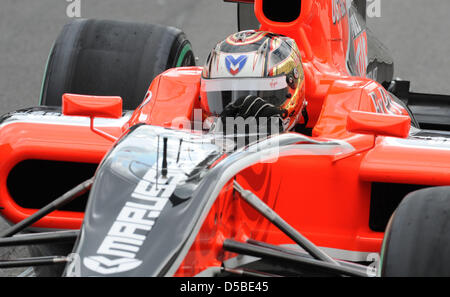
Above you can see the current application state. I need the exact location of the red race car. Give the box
[0,0,449,277]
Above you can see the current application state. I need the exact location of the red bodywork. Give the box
[1,0,449,276]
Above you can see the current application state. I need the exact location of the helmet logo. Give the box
[270,79,278,89]
[225,55,248,76]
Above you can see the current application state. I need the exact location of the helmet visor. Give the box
[201,76,289,115]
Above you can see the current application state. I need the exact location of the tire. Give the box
[40,19,195,110]
[380,186,450,276]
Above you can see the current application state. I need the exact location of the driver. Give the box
[200,30,307,136]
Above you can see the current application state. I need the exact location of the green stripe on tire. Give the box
[176,43,192,67]
[39,43,55,105]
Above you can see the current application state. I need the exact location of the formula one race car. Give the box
[1,0,450,277]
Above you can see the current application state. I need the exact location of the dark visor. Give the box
[201,76,289,115]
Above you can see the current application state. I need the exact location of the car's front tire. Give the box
[380,186,450,276]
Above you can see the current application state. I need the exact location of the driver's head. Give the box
[200,30,306,131]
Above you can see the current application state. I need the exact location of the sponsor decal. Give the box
[225,55,248,76]
[269,78,279,89]
[348,8,368,78]
[354,31,368,77]
[368,87,403,115]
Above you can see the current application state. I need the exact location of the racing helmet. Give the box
[200,30,306,130]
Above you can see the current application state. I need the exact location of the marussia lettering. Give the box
[83,159,185,274]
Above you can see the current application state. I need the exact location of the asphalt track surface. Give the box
[0,0,450,276]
